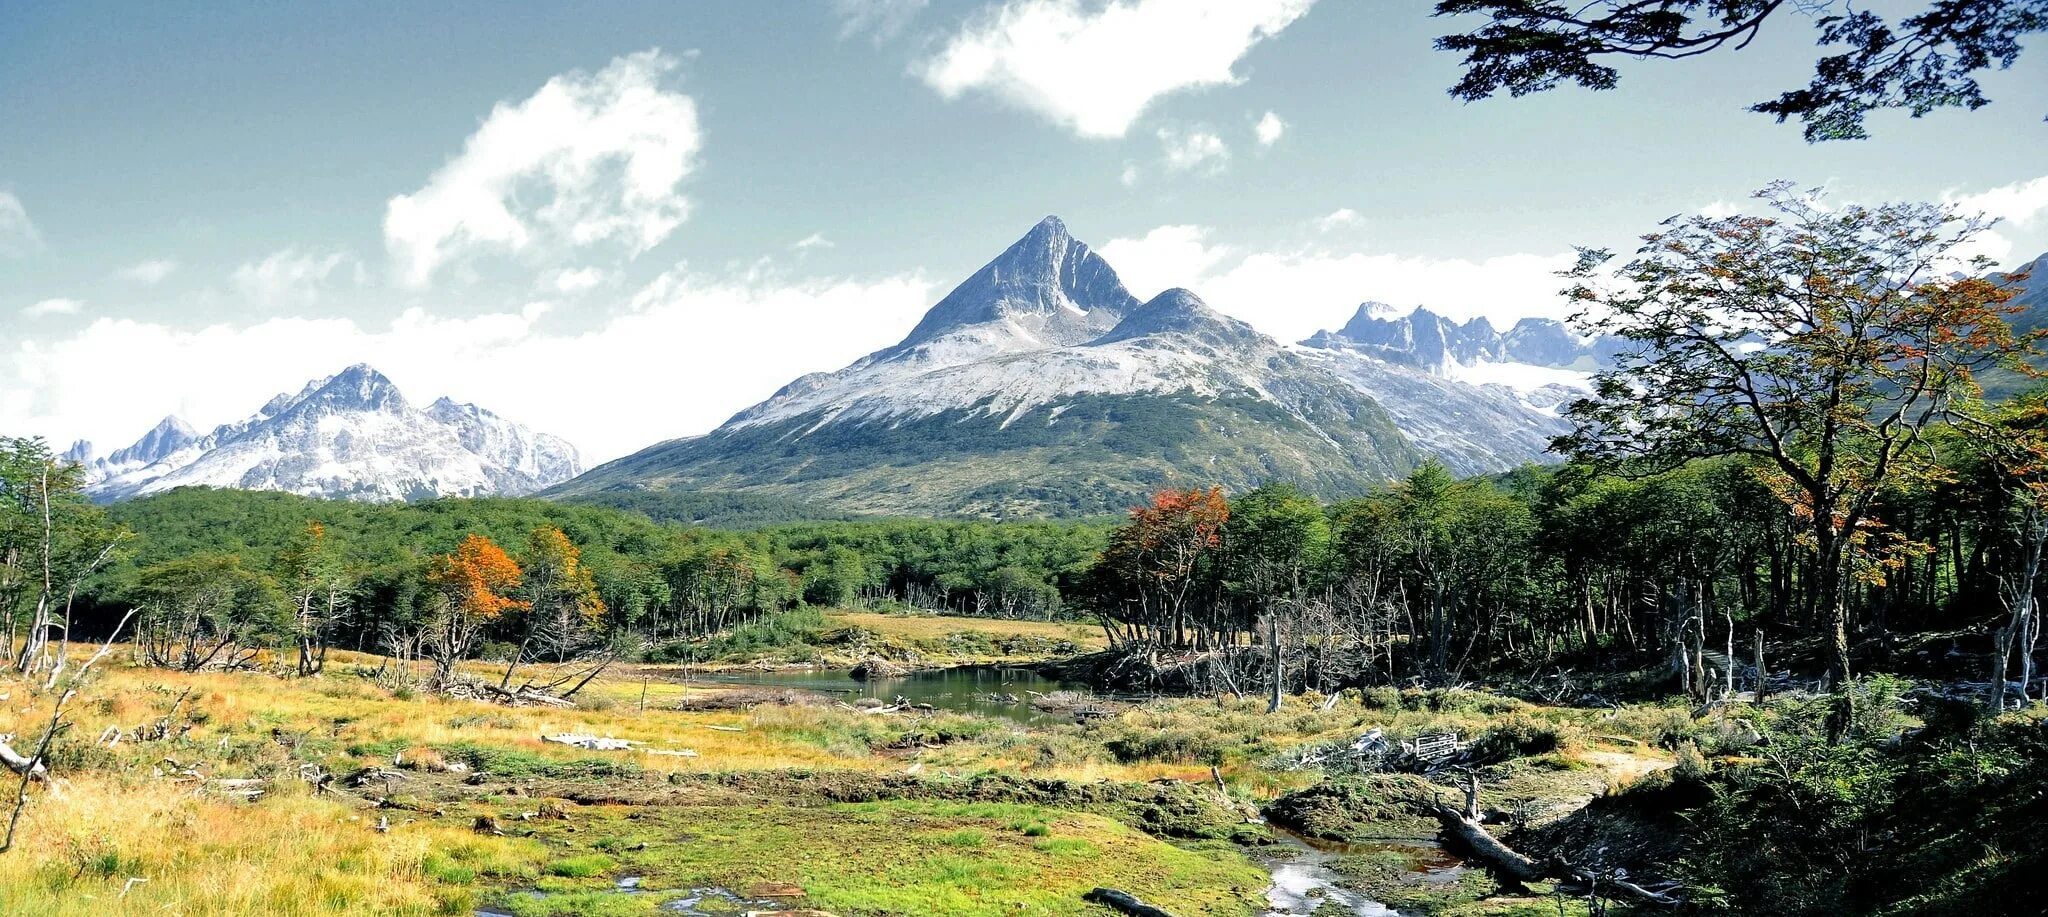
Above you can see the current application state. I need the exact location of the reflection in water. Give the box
[696,665,1078,724]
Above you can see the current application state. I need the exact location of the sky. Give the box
[4,0,2046,464]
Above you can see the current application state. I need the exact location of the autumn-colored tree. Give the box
[1560,182,2035,685]
[424,533,524,685]
[1093,487,1229,649]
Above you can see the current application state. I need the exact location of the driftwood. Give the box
[1082,887,1180,917]
[0,740,51,784]
[1428,803,1680,905]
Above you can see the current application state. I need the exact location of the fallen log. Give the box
[0,741,50,784]
[1428,803,1680,906]
[1082,887,1179,917]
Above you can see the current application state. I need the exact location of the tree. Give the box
[1223,484,1331,710]
[1434,1,2047,140]
[279,520,351,676]
[1558,182,2034,684]
[1091,487,1230,649]
[128,553,291,671]
[1952,392,2048,710]
[499,525,605,689]
[1,437,123,677]
[423,534,524,686]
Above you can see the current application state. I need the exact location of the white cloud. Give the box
[792,233,835,251]
[833,0,930,41]
[20,298,82,318]
[1950,175,2048,228]
[1099,225,1234,297]
[1254,110,1285,147]
[1157,126,1229,174]
[1,269,935,464]
[0,191,40,257]
[231,248,350,306]
[1103,224,1574,342]
[384,49,702,287]
[1119,161,1140,186]
[1698,200,1742,219]
[921,0,1316,138]
[1315,208,1361,232]
[117,258,178,284]
[547,266,608,293]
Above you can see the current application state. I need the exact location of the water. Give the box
[694,665,1082,724]
[1260,830,1461,917]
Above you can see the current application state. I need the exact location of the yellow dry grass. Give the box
[824,611,1107,652]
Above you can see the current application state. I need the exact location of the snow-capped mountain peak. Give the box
[80,365,579,503]
[884,215,1138,359]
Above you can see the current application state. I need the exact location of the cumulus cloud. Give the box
[833,0,930,41]
[1,269,935,463]
[1254,111,1285,147]
[232,248,351,306]
[117,258,178,284]
[1950,175,2048,228]
[1157,126,1229,174]
[921,0,1316,138]
[1099,225,1235,297]
[792,233,835,251]
[0,191,41,257]
[1315,208,1361,232]
[1698,200,1742,219]
[1103,224,1574,342]
[20,298,82,318]
[384,49,701,287]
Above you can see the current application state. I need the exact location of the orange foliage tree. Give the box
[1092,486,1230,649]
[424,533,525,684]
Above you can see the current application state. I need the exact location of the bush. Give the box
[1472,714,1576,760]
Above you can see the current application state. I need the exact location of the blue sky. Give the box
[4,0,2046,462]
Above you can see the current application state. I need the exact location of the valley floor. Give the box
[0,617,1696,917]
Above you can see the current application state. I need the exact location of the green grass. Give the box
[516,799,1268,917]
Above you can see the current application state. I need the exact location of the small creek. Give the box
[1260,829,1463,917]
[694,664,1087,724]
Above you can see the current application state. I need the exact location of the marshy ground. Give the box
[0,612,1688,917]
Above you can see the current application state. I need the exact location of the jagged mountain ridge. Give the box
[77,365,580,503]
[556,217,1590,516]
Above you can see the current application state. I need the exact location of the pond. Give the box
[693,665,1086,724]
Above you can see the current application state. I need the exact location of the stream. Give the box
[1259,829,1464,917]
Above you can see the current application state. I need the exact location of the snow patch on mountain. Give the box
[77,365,580,502]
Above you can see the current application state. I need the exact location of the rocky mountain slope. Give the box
[555,218,1594,516]
[73,365,579,502]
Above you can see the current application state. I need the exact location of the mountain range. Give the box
[67,365,580,502]
[551,217,1616,516]
[82,221,2027,517]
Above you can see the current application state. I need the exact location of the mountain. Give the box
[77,365,580,503]
[1301,302,1622,374]
[556,218,1587,516]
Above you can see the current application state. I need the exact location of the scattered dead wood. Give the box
[1427,801,1681,906]
[1082,887,1180,917]
[442,681,577,708]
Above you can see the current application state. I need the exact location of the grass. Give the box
[0,645,1678,916]
[511,800,1268,916]
[825,611,1106,654]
